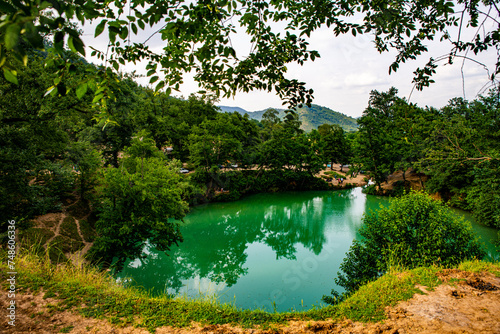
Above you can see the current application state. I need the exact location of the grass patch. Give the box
[20,227,55,247]
[305,266,442,322]
[67,200,90,220]
[59,325,74,333]
[79,219,96,243]
[50,235,84,254]
[43,219,59,229]
[60,216,82,241]
[458,259,500,276]
[336,266,441,322]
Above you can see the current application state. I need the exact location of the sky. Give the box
[81,6,499,119]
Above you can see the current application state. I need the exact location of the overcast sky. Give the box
[82,7,499,119]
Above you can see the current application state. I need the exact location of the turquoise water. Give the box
[116,188,498,312]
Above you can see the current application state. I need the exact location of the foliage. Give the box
[87,134,189,270]
[318,123,351,167]
[323,191,485,304]
[193,169,329,202]
[67,141,102,199]
[467,159,500,228]
[0,52,77,223]
[354,88,405,189]
[2,0,499,110]
[187,113,245,171]
[353,87,500,227]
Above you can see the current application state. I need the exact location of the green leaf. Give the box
[155,81,165,92]
[68,36,86,56]
[76,82,88,99]
[149,76,159,84]
[92,93,105,104]
[39,1,52,10]
[5,24,21,50]
[119,26,129,40]
[95,20,107,38]
[44,85,55,97]
[2,68,18,84]
[137,20,145,30]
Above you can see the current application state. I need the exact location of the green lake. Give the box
[117,188,498,312]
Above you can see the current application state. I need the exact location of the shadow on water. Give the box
[116,188,497,312]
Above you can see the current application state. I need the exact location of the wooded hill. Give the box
[218,104,358,132]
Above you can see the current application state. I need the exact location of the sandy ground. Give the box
[316,164,368,188]
[1,269,499,333]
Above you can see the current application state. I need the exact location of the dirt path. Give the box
[32,209,93,267]
[316,164,368,187]
[2,269,499,334]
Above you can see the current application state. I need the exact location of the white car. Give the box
[180,168,189,174]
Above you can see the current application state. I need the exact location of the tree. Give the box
[2,1,499,108]
[88,132,189,270]
[318,124,350,169]
[188,113,244,171]
[355,88,402,190]
[67,141,102,200]
[0,51,92,223]
[323,191,485,304]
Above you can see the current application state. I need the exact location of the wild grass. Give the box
[2,246,499,332]
[59,216,82,241]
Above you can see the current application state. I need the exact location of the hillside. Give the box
[218,104,358,132]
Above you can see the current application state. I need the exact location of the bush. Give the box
[323,191,485,304]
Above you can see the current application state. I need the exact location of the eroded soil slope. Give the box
[2,269,499,334]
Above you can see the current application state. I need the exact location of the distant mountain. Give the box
[217,104,358,132]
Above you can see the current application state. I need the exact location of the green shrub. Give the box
[323,191,485,304]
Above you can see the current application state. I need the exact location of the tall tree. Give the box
[88,132,189,269]
[355,88,403,190]
[318,124,350,170]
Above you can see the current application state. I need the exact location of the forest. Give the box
[1,46,499,270]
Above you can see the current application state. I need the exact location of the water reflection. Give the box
[116,188,496,311]
[117,189,387,311]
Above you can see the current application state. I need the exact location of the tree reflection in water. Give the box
[116,188,387,309]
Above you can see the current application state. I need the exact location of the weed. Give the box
[44,291,56,299]
[59,325,74,333]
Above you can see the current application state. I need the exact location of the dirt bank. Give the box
[2,269,499,334]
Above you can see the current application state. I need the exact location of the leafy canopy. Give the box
[1,0,499,107]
